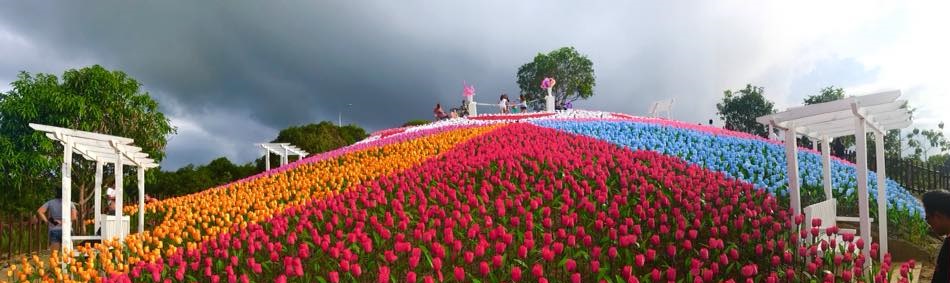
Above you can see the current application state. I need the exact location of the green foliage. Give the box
[516,47,596,110]
[402,119,430,127]
[274,121,366,155]
[716,84,775,138]
[803,86,845,105]
[797,86,848,154]
[0,65,175,215]
[148,157,257,198]
[905,121,949,161]
[928,153,950,169]
[144,121,369,199]
[256,121,368,169]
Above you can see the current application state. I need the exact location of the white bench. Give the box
[100,215,130,241]
[802,198,872,252]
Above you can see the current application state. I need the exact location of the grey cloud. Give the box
[0,1,861,167]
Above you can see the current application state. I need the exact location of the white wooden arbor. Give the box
[30,123,158,254]
[259,143,308,170]
[756,90,912,263]
[648,98,674,119]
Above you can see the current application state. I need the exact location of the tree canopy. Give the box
[0,65,175,215]
[716,84,775,138]
[516,47,595,110]
[148,157,257,198]
[803,86,845,105]
[254,121,368,170]
[402,119,430,127]
[272,122,367,155]
[148,122,370,199]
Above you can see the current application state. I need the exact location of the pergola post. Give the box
[282,146,289,165]
[60,135,74,254]
[137,166,145,233]
[264,147,271,171]
[113,142,125,242]
[468,100,478,117]
[875,129,888,260]
[821,137,833,200]
[784,125,801,218]
[94,160,103,234]
[854,116,872,266]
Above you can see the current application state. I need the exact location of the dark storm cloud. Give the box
[1,1,890,168]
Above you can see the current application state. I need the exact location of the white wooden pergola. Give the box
[756,90,911,263]
[259,143,308,170]
[30,123,158,254]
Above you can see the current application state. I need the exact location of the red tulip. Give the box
[453,266,465,282]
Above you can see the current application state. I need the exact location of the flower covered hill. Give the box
[7,110,922,282]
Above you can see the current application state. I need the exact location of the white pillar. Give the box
[282,147,289,166]
[94,160,103,234]
[874,130,888,260]
[768,124,774,140]
[784,126,801,218]
[468,100,477,117]
[545,88,555,113]
[264,148,271,171]
[811,139,818,151]
[137,166,145,233]
[854,117,872,266]
[61,136,74,253]
[114,145,125,242]
[821,138,833,200]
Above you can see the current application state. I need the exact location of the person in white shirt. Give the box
[499,94,510,114]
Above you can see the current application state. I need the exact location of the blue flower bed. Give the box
[534,120,924,216]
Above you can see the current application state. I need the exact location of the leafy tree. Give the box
[256,122,368,169]
[927,153,950,170]
[516,47,595,110]
[905,122,949,161]
[148,157,256,198]
[148,122,369,198]
[799,86,850,153]
[803,86,845,105]
[716,84,775,138]
[402,120,430,127]
[0,65,175,221]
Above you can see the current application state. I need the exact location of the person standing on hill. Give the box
[499,94,510,114]
[923,190,950,282]
[433,103,449,120]
[37,189,77,252]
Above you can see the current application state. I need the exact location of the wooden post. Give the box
[61,136,73,254]
[854,117,872,267]
[821,137,833,200]
[94,161,103,234]
[137,166,145,233]
[113,142,124,242]
[264,147,270,171]
[875,130,888,260]
[785,125,802,218]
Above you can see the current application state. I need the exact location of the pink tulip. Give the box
[511,267,523,281]
[454,266,465,282]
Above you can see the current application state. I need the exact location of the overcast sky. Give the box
[1,1,947,169]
